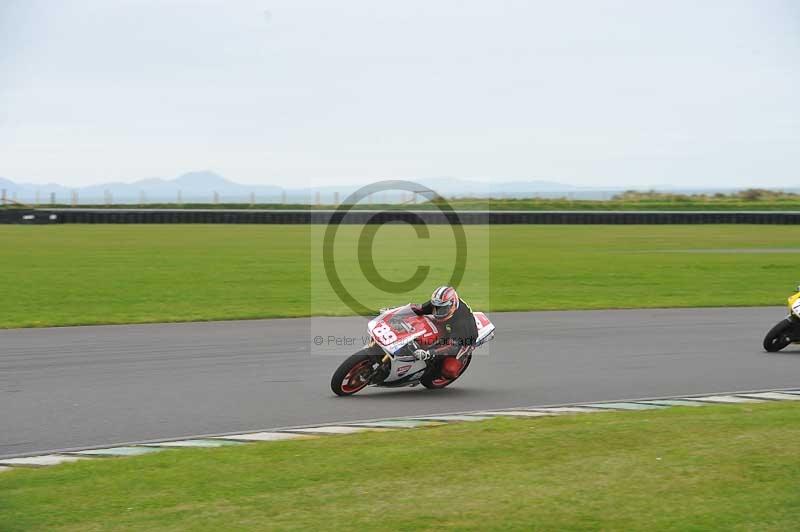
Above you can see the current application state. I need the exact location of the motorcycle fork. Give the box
[365,353,392,385]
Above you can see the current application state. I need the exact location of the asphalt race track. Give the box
[2,307,799,458]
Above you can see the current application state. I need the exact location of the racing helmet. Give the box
[430,286,459,321]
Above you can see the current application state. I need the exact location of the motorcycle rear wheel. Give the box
[331,350,376,396]
[763,320,793,352]
[421,353,472,390]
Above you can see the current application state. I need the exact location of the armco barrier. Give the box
[3,209,800,224]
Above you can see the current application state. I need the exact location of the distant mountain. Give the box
[1,171,284,204]
[0,176,71,203]
[0,172,792,205]
[174,171,229,187]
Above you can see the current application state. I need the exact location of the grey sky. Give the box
[1,0,798,188]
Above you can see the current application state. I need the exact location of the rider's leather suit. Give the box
[412,298,479,357]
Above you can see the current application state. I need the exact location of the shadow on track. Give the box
[329,387,497,401]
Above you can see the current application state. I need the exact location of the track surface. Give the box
[2,307,799,458]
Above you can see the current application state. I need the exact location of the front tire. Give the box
[763,320,793,352]
[331,350,376,396]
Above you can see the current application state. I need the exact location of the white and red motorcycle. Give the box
[330,304,496,396]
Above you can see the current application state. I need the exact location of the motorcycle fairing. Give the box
[367,305,438,355]
[473,312,496,346]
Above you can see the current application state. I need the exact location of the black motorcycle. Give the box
[763,287,800,352]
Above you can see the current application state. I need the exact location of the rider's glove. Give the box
[413,349,433,361]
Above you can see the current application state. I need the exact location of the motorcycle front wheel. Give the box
[763,319,793,352]
[331,349,378,396]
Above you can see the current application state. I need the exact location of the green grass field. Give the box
[2,224,799,328]
[2,402,799,531]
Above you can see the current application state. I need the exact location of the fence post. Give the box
[1,189,6,206]
[50,192,56,206]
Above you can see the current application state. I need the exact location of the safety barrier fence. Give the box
[3,208,800,224]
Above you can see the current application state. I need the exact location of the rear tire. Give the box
[421,353,472,390]
[763,320,793,352]
[331,350,375,396]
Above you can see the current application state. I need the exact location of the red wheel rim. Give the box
[340,360,372,393]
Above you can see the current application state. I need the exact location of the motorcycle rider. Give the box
[410,286,478,378]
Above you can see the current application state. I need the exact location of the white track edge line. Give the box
[2,385,799,462]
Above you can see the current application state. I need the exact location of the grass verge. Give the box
[1,402,799,530]
[2,224,799,328]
